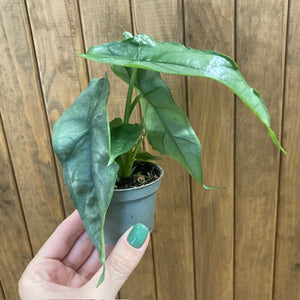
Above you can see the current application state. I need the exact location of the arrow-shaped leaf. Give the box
[137,69,205,186]
[80,32,285,153]
[52,78,119,285]
[109,123,143,165]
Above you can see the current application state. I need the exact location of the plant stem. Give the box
[128,93,144,117]
[128,87,160,118]
[97,225,106,286]
[132,130,146,160]
[117,129,145,178]
[123,68,138,123]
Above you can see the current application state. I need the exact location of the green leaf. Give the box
[110,117,123,129]
[109,123,143,165]
[52,78,119,284]
[137,69,205,186]
[111,65,205,184]
[135,150,162,162]
[81,32,284,152]
[123,31,133,39]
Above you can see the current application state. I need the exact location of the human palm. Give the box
[19,210,146,299]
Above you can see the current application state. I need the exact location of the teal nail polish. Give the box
[127,223,149,248]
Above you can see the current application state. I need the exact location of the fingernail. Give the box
[127,223,149,248]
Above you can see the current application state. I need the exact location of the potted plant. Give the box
[52,32,285,285]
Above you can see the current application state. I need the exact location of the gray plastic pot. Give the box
[104,163,163,245]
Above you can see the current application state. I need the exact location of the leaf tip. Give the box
[203,184,225,190]
[281,147,287,156]
[267,127,286,155]
[75,51,84,58]
[97,271,105,287]
[107,157,115,166]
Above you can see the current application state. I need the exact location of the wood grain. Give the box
[185,1,235,299]
[0,115,33,299]
[235,1,287,299]
[0,280,5,300]
[0,1,299,299]
[26,0,89,216]
[79,0,138,122]
[131,1,195,299]
[0,0,64,253]
[273,0,300,298]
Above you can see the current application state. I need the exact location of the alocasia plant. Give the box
[52,32,285,285]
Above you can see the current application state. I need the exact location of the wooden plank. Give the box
[184,1,235,299]
[273,0,300,298]
[78,1,156,299]
[0,0,64,253]
[0,280,5,300]
[131,1,195,299]
[0,115,33,300]
[26,0,89,216]
[79,0,138,122]
[235,1,286,299]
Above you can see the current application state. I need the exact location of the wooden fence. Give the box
[0,0,299,299]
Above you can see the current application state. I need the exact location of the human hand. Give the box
[18,210,149,299]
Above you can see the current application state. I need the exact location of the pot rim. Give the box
[114,163,164,192]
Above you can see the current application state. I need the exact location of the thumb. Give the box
[85,223,150,299]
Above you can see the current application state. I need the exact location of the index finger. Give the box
[36,210,85,259]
